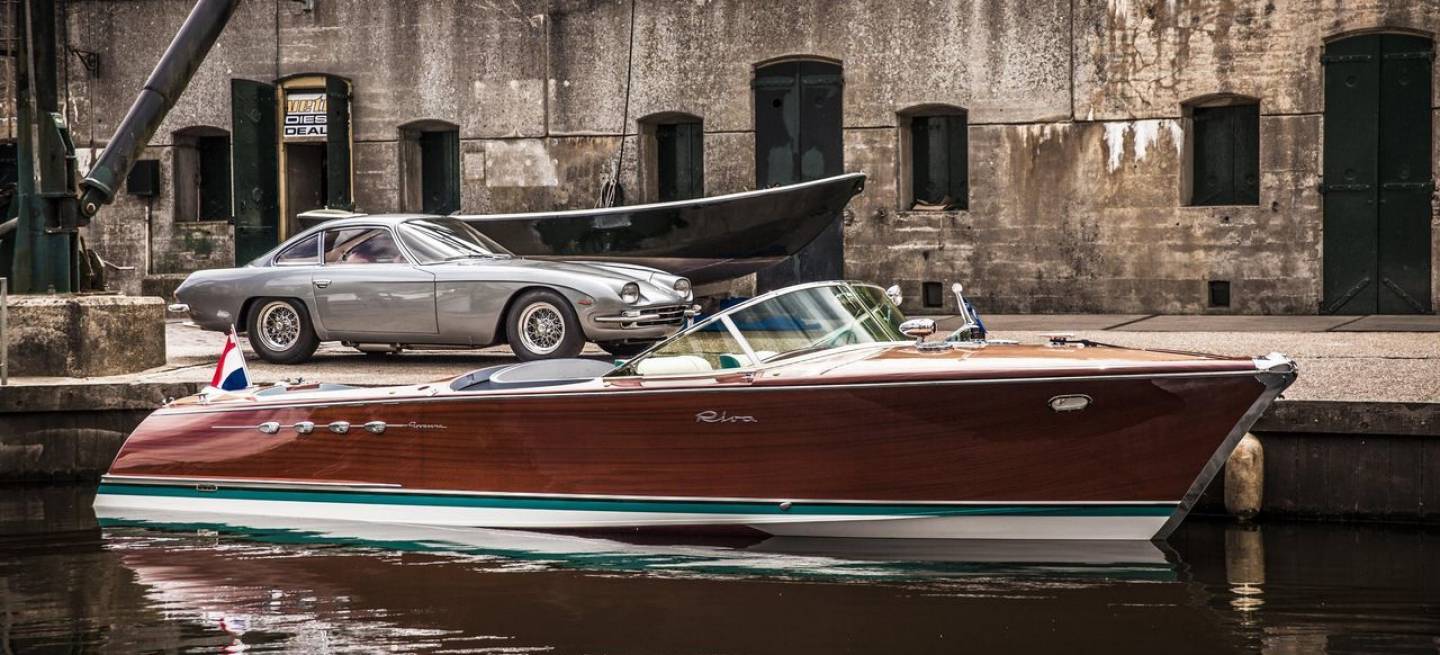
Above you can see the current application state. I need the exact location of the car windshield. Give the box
[608,283,907,377]
[397,218,513,263]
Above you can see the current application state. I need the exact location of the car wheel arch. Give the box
[240,296,323,338]
[494,285,586,345]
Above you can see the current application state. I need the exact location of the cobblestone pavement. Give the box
[11,317,1440,404]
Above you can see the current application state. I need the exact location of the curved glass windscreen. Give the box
[398,218,514,263]
[610,283,906,376]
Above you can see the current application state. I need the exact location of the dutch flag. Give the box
[209,327,251,392]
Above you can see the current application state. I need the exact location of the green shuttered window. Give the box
[656,122,704,202]
[910,114,968,210]
[1190,104,1259,206]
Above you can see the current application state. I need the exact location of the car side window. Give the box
[323,227,408,265]
[274,233,320,265]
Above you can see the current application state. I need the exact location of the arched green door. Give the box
[753,60,844,291]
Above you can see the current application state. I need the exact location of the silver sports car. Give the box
[171,215,697,364]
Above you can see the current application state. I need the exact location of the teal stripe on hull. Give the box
[97,483,1176,518]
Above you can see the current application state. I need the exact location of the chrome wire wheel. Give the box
[255,301,302,352]
[518,301,565,355]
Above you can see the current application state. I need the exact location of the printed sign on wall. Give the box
[283,91,327,140]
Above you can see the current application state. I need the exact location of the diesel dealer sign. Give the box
[284,91,326,139]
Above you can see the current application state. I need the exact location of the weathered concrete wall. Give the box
[44,0,1440,313]
[63,0,273,294]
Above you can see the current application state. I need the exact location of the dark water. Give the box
[2,485,1437,654]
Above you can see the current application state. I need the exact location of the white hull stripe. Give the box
[96,483,1176,519]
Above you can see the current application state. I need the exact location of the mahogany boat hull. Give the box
[94,354,1294,540]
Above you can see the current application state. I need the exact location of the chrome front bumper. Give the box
[592,304,701,327]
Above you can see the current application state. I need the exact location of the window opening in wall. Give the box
[922,281,945,308]
[1208,280,1232,308]
[399,122,460,215]
[173,128,231,221]
[899,107,967,211]
[639,114,704,203]
[655,122,703,202]
[1188,101,1259,206]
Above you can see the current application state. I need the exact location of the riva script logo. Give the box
[695,410,757,424]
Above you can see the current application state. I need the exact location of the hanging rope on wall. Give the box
[597,0,637,208]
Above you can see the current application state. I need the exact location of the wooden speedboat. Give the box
[94,281,1295,540]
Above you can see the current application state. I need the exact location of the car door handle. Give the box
[313,279,331,288]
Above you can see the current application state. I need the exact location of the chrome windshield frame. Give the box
[606,280,900,377]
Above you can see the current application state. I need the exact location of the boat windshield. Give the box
[398,218,514,263]
[608,282,907,376]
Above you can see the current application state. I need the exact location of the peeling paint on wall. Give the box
[1102,119,1183,172]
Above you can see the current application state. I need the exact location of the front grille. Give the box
[634,304,688,327]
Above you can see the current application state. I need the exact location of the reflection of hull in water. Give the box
[99,515,1189,653]
[96,508,1175,576]
[458,173,866,284]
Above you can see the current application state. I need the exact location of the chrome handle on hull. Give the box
[1049,394,1092,413]
[313,279,331,288]
[257,421,280,435]
[363,421,387,434]
[328,421,351,434]
[293,421,315,435]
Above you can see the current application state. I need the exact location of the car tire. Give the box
[246,297,320,365]
[506,290,584,361]
[598,340,656,359]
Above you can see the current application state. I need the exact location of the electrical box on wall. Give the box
[126,159,160,196]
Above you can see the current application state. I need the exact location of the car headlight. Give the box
[673,278,691,296]
[620,282,641,304]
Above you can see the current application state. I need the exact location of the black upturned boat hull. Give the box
[459,173,865,285]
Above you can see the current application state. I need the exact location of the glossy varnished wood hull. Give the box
[103,375,1264,505]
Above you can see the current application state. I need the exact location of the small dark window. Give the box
[922,281,944,308]
[656,122,704,202]
[419,129,460,214]
[274,233,320,265]
[910,114,968,210]
[1208,280,1232,308]
[1190,103,1259,206]
[126,159,161,197]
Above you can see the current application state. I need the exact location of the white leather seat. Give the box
[635,355,714,376]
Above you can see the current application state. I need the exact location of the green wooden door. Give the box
[1376,35,1434,313]
[753,60,844,291]
[325,76,353,211]
[230,79,278,265]
[1322,34,1433,314]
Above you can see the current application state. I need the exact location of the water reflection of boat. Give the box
[95,508,1177,578]
[94,281,1296,540]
